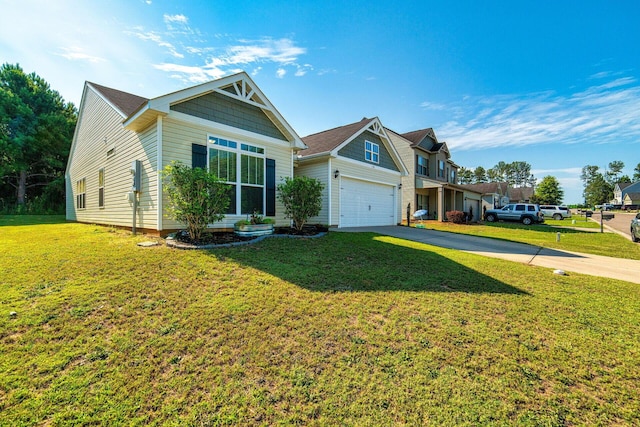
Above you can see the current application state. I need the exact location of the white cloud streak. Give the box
[57,47,106,63]
[154,36,309,82]
[127,30,184,58]
[435,74,640,152]
[164,14,188,24]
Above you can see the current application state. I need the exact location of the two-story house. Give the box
[387,127,482,222]
[613,182,640,205]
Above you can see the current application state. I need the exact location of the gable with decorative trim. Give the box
[171,92,286,140]
[337,130,400,171]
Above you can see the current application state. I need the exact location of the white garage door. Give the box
[340,178,395,227]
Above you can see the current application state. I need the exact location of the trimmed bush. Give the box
[446,210,466,224]
[277,176,324,232]
[162,161,230,243]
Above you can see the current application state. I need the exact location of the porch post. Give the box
[438,186,444,222]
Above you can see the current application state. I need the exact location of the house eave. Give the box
[123,103,168,132]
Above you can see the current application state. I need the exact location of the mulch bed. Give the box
[169,224,328,248]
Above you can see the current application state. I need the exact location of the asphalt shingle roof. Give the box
[400,128,434,146]
[509,186,534,201]
[461,182,509,195]
[89,82,148,117]
[300,117,373,156]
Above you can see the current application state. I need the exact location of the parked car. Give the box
[539,205,572,220]
[595,203,614,211]
[631,213,640,243]
[484,203,545,225]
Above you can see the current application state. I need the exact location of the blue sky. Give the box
[2,0,639,204]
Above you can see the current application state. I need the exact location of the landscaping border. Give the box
[165,231,327,250]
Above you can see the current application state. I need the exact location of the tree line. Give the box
[458,161,566,206]
[581,161,640,207]
[457,161,536,187]
[0,63,77,213]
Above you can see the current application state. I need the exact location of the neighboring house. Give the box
[460,182,510,214]
[623,192,640,207]
[387,127,482,222]
[296,117,407,227]
[66,72,306,234]
[509,186,534,203]
[614,182,640,204]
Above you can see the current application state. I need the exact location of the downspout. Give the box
[157,116,163,231]
[327,158,332,226]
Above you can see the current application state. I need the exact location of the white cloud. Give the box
[436,74,640,152]
[127,30,184,58]
[532,167,584,176]
[294,64,313,77]
[57,47,106,63]
[153,63,227,83]
[155,37,308,83]
[164,14,188,24]
[420,101,446,110]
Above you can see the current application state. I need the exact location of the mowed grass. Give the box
[1,216,639,426]
[419,219,640,260]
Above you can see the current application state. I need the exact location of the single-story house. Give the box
[65,72,306,234]
[460,182,510,215]
[387,127,482,221]
[296,117,408,227]
[509,186,534,203]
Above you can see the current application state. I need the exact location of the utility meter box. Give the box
[130,160,141,192]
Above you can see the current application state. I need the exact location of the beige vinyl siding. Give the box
[331,157,402,227]
[66,86,159,229]
[388,132,417,215]
[161,117,295,229]
[294,160,330,225]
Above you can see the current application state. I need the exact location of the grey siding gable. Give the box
[337,130,400,172]
[171,92,286,140]
[417,136,436,151]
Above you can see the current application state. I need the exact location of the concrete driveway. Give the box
[590,211,637,239]
[335,226,640,284]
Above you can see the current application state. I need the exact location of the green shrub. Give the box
[162,161,230,243]
[277,176,324,232]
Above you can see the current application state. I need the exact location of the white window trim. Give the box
[207,134,266,216]
[365,140,380,164]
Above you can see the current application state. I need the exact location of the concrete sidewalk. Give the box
[335,226,640,284]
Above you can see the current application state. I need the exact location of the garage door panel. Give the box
[340,178,395,227]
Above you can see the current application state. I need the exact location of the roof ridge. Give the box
[88,82,148,117]
[302,117,372,139]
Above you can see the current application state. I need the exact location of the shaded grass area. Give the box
[420,220,640,260]
[1,216,639,426]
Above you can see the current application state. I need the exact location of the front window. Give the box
[450,169,456,183]
[76,178,86,209]
[98,169,104,208]
[417,155,428,175]
[365,140,379,164]
[208,136,265,215]
[438,160,445,178]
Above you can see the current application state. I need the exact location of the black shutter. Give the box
[266,158,276,216]
[192,144,207,169]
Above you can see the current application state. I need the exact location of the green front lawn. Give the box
[1,216,639,425]
[419,220,640,260]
